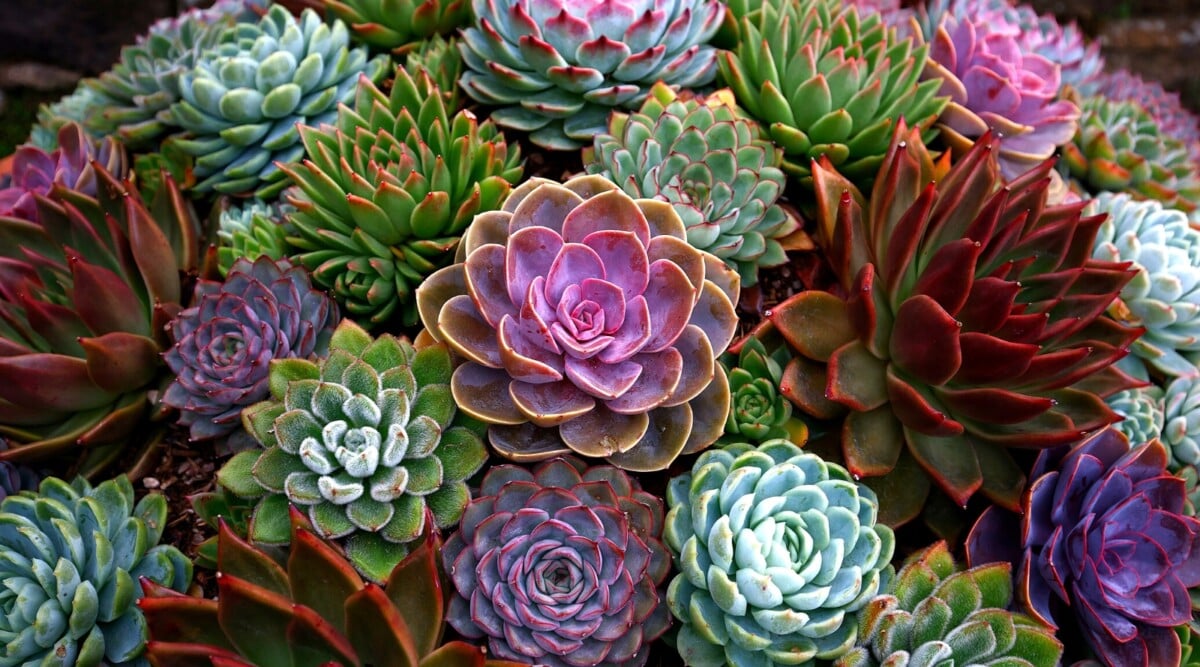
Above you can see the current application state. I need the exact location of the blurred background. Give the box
[0,0,1195,155]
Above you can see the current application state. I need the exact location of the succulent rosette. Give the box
[458,0,725,149]
[1064,93,1200,220]
[1102,68,1200,164]
[0,124,126,222]
[0,440,38,502]
[769,122,1141,525]
[281,68,523,328]
[924,14,1080,180]
[170,5,389,198]
[967,428,1200,667]
[1106,385,1165,447]
[216,319,488,582]
[215,198,294,275]
[0,475,192,667]
[664,439,895,666]
[718,0,947,185]
[1164,375,1200,469]
[162,256,339,441]
[836,541,1063,667]
[1089,192,1200,377]
[324,0,468,52]
[29,85,106,150]
[443,457,671,667]
[719,336,796,444]
[404,34,463,108]
[585,82,801,286]
[416,175,739,471]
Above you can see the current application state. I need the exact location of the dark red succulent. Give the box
[768,121,1142,526]
[967,427,1200,667]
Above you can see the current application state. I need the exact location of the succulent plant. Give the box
[404,34,463,108]
[0,440,39,502]
[769,122,1141,525]
[170,5,389,198]
[187,484,257,569]
[458,0,724,149]
[215,198,293,276]
[1182,625,1200,667]
[967,428,1200,667]
[0,123,127,222]
[1088,192,1200,377]
[416,175,739,471]
[1064,93,1200,220]
[281,68,522,328]
[141,505,524,667]
[719,336,796,444]
[324,0,468,52]
[1106,384,1165,447]
[216,318,488,582]
[664,439,895,666]
[836,541,1062,667]
[0,151,198,474]
[29,85,107,151]
[924,14,1080,180]
[444,457,671,667]
[1164,376,1200,469]
[585,82,801,287]
[162,256,339,441]
[718,0,947,185]
[1102,69,1200,164]
[0,475,192,667]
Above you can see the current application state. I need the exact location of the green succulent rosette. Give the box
[665,439,896,666]
[0,476,192,667]
[719,337,798,444]
[324,0,468,52]
[403,34,462,109]
[215,198,293,276]
[29,85,106,150]
[1106,384,1165,447]
[585,82,801,287]
[170,5,389,199]
[1164,376,1200,469]
[836,541,1063,667]
[281,67,523,328]
[718,0,947,186]
[216,319,488,582]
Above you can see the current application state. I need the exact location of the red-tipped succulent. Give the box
[768,122,1142,526]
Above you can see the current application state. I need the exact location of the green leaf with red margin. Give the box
[827,340,888,411]
[936,386,1053,424]
[779,356,846,421]
[847,264,892,358]
[889,295,962,387]
[384,514,445,656]
[0,353,111,411]
[842,406,904,478]
[905,427,983,507]
[145,641,249,667]
[215,575,298,667]
[289,527,365,635]
[286,602,360,666]
[68,257,149,337]
[912,238,981,317]
[138,581,229,649]
[79,332,160,394]
[974,439,1027,512]
[769,291,855,363]
[217,519,289,597]
[861,450,931,528]
[885,367,962,436]
[345,583,421,667]
[421,642,486,667]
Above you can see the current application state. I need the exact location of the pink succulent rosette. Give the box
[417,175,738,471]
[927,15,1079,180]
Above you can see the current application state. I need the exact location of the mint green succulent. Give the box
[0,476,192,667]
[170,5,388,198]
[216,198,293,276]
[1164,376,1200,468]
[1107,384,1165,446]
[720,337,796,444]
[403,34,461,109]
[836,541,1063,667]
[216,318,488,582]
[29,85,105,150]
[586,82,800,286]
[1089,192,1200,377]
[665,439,895,667]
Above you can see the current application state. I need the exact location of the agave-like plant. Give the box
[766,121,1141,526]
[281,68,523,328]
[0,142,199,475]
[323,0,468,52]
[141,506,524,667]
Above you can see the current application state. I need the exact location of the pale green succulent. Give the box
[1089,192,1200,377]
[403,34,462,109]
[215,198,293,276]
[216,318,488,582]
[665,439,896,667]
[1106,384,1165,446]
[29,85,105,150]
[0,476,192,667]
[1164,376,1200,468]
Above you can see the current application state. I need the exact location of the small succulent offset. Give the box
[214,198,294,276]
[162,256,339,441]
[770,122,1140,525]
[282,68,523,328]
[458,0,725,149]
[664,439,895,666]
[141,507,524,667]
[403,34,463,108]
[719,0,947,185]
[836,541,1063,667]
[170,5,388,198]
[324,0,468,52]
[217,319,488,582]
[1164,375,1200,469]
[1089,192,1200,377]
[0,123,126,222]
[719,336,796,444]
[967,428,1200,667]
[924,14,1080,180]
[0,476,192,667]
[585,82,801,286]
[29,84,105,150]
[1102,68,1200,164]
[1106,384,1165,447]
[416,175,740,472]
[0,149,198,473]
[443,458,672,667]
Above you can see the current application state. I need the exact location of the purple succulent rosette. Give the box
[162,256,338,441]
[927,15,1079,180]
[0,123,126,222]
[967,427,1200,667]
[443,457,672,667]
